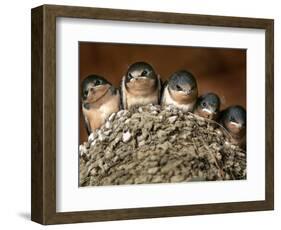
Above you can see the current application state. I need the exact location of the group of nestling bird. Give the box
[81,61,246,149]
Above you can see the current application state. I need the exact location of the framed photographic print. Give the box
[31,4,274,225]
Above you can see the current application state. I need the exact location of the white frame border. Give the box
[56,17,265,212]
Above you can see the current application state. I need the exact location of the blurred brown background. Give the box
[79,42,246,143]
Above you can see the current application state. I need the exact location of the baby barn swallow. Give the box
[194,93,221,120]
[81,74,120,135]
[161,70,198,112]
[121,62,161,110]
[220,105,246,149]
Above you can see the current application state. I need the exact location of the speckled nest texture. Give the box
[79,105,246,186]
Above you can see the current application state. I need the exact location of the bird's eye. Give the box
[84,90,88,97]
[176,85,182,91]
[95,80,101,86]
[141,70,148,76]
[128,73,133,80]
[202,102,206,107]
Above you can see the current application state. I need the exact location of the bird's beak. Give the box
[185,87,195,95]
[202,108,213,114]
[178,89,192,96]
[134,76,148,81]
[230,121,242,128]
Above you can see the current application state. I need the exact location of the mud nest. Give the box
[79,105,246,186]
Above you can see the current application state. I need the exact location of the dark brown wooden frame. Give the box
[31,4,274,225]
